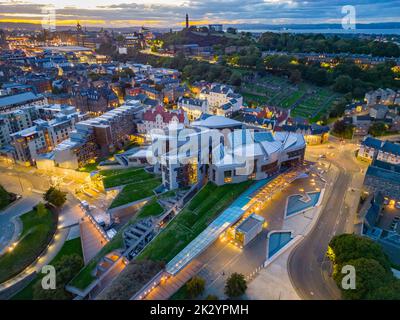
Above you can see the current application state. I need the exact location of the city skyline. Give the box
[1,0,399,28]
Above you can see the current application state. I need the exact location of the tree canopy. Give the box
[224,272,247,298]
[43,187,67,208]
[328,234,399,300]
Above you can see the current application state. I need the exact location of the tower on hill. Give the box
[186,13,189,29]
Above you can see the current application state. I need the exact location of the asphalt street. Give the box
[288,139,367,300]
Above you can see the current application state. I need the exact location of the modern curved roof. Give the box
[191,115,243,129]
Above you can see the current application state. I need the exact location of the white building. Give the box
[199,84,243,117]
[177,97,209,121]
[365,88,400,107]
[150,115,306,190]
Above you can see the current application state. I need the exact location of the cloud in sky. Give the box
[0,0,399,27]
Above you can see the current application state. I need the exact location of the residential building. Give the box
[177,97,209,121]
[370,104,389,120]
[50,101,143,169]
[0,91,47,113]
[208,24,223,32]
[199,84,243,117]
[358,136,383,163]
[137,105,188,136]
[362,192,400,266]
[72,85,119,114]
[0,106,39,149]
[365,88,400,107]
[9,112,78,165]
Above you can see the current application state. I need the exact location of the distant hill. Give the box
[226,22,400,31]
[0,21,398,34]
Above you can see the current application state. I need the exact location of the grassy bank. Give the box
[11,237,83,300]
[0,185,15,211]
[137,181,253,263]
[0,206,57,284]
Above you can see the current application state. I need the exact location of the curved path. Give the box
[0,165,86,296]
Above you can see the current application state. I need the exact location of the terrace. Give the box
[69,196,165,291]
[99,167,162,209]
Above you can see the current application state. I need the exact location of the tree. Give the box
[229,72,242,86]
[289,69,302,84]
[186,276,205,298]
[329,234,392,272]
[332,120,354,139]
[44,187,67,208]
[368,122,389,137]
[328,233,398,300]
[333,75,353,93]
[224,273,247,298]
[366,280,400,300]
[205,294,219,300]
[335,258,392,300]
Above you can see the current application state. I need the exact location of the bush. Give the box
[224,273,247,298]
[186,276,205,298]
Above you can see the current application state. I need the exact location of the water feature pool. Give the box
[285,192,321,218]
[267,231,293,259]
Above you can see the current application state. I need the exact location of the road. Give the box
[288,139,367,300]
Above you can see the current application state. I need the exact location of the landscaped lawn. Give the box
[137,181,253,263]
[109,178,162,209]
[11,237,83,300]
[137,197,164,219]
[0,206,57,284]
[0,184,14,211]
[102,167,155,189]
[69,196,165,290]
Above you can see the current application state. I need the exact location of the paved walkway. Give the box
[246,248,300,300]
[0,228,69,292]
[145,260,203,300]
[80,217,107,264]
[244,164,335,300]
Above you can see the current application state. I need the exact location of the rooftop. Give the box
[191,114,243,129]
[0,92,42,109]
